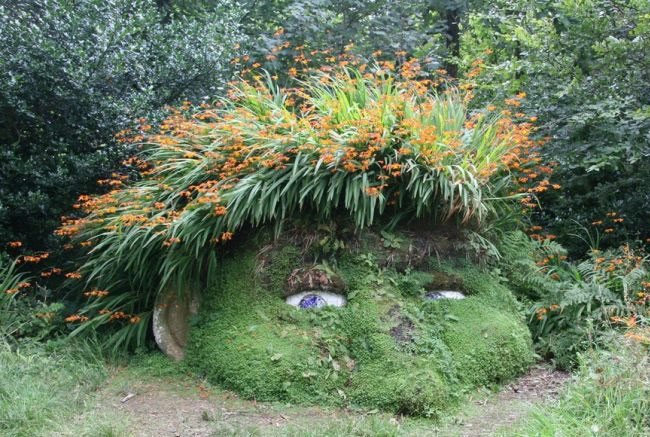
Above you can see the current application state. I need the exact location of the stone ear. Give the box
[153,286,201,361]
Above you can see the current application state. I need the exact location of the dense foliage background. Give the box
[462,0,650,255]
[0,0,243,249]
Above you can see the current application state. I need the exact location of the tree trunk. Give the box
[444,8,460,78]
[155,0,172,24]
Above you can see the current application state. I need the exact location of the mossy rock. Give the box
[185,231,534,417]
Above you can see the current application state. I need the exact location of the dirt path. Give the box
[438,364,570,437]
[81,363,570,437]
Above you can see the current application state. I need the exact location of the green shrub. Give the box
[496,231,650,368]
[462,0,650,255]
[528,244,649,368]
[0,256,62,342]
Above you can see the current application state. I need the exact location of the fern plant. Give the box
[528,244,649,367]
[58,66,543,349]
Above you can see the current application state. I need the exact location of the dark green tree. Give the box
[0,0,244,250]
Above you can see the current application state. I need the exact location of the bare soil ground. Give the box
[76,362,570,437]
[437,364,570,437]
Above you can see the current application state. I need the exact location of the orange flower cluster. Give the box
[162,237,181,247]
[58,66,540,239]
[535,304,561,320]
[98,310,140,323]
[589,211,627,236]
[592,244,643,274]
[19,252,50,263]
[536,253,567,267]
[611,315,637,328]
[64,314,89,323]
[4,281,31,295]
[83,289,109,298]
[624,329,650,345]
[40,267,62,278]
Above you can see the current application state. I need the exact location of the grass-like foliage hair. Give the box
[59,65,540,348]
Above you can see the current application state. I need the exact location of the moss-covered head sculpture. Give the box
[58,62,549,415]
[185,227,533,417]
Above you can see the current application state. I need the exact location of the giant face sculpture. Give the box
[172,229,533,417]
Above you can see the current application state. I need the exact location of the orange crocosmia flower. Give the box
[397,147,412,155]
[364,186,381,197]
[64,314,88,323]
[83,290,109,298]
[162,237,181,247]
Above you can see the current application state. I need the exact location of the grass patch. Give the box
[210,414,406,437]
[0,340,126,437]
[506,337,650,436]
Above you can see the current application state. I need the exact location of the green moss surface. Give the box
[185,237,534,417]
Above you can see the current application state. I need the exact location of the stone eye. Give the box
[425,290,466,300]
[286,291,347,309]
[298,294,326,308]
